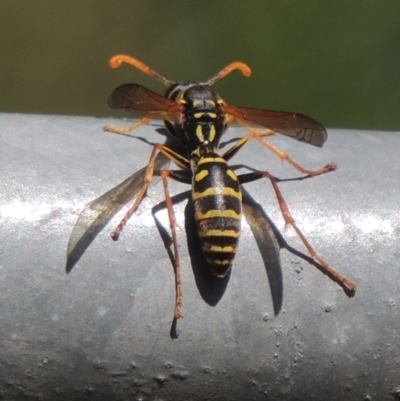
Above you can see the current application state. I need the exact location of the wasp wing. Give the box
[241,186,283,316]
[225,104,327,147]
[107,83,182,121]
[66,152,170,273]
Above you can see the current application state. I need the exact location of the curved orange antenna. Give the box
[205,61,252,85]
[109,54,173,87]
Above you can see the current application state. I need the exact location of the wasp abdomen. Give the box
[192,153,242,277]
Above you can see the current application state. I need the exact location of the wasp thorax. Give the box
[178,85,226,152]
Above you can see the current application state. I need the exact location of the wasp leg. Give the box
[103,115,152,134]
[223,131,336,177]
[159,170,188,320]
[110,143,176,240]
[239,171,356,295]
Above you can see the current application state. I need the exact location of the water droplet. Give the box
[324,305,331,313]
[263,314,269,322]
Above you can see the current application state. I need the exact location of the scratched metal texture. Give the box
[0,112,399,400]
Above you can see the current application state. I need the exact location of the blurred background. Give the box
[0,0,399,130]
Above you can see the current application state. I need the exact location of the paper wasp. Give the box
[66,55,356,334]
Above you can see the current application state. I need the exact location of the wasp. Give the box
[67,55,356,332]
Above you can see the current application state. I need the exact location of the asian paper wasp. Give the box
[66,55,356,334]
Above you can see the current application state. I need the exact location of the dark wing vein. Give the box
[225,105,327,147]
[107,84,182,120]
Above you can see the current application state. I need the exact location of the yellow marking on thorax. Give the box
[209,125,216,142]
[196,125,204,142]
[193,186,241,200]
[197,209,241,220]
[198,156,226,164]
[199,229,240,238]
[194,170,209,182]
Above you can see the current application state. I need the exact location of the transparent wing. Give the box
[241,186,283,316]
[66,152,170,273]
[107,83,182,121]
[225,104,327,147]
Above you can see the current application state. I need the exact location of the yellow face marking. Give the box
[207,112,217,119]
[192,186,241,200]
[194,112,205,119]
[196,125,205,143]
[197,209,241,220]
[227,169,238,181]
[205,100,216,107]
[199,229,240,238]
[194,170,208,182]
[198,156,226,164]
[192,100,202,107]
[209,125,216,142]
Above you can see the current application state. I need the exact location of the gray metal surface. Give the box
[0,112,399,400]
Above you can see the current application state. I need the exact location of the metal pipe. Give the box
[1,112,399,400]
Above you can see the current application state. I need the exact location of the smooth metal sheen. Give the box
[1,113,400,400]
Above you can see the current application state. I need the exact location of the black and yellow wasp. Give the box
[67,55,356,331]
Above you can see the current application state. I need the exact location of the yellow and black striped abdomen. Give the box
[192,153,242,277]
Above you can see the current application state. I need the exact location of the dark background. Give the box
[1,1,399,130]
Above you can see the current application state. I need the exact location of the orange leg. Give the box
[103,115,152,135]
[244,170,356,295]
[110,143,166,240]
[255,133,336,176]
[238,171,356,296]
[160,170,183,320]
[223,131,336,177]
[109,144,185,319]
